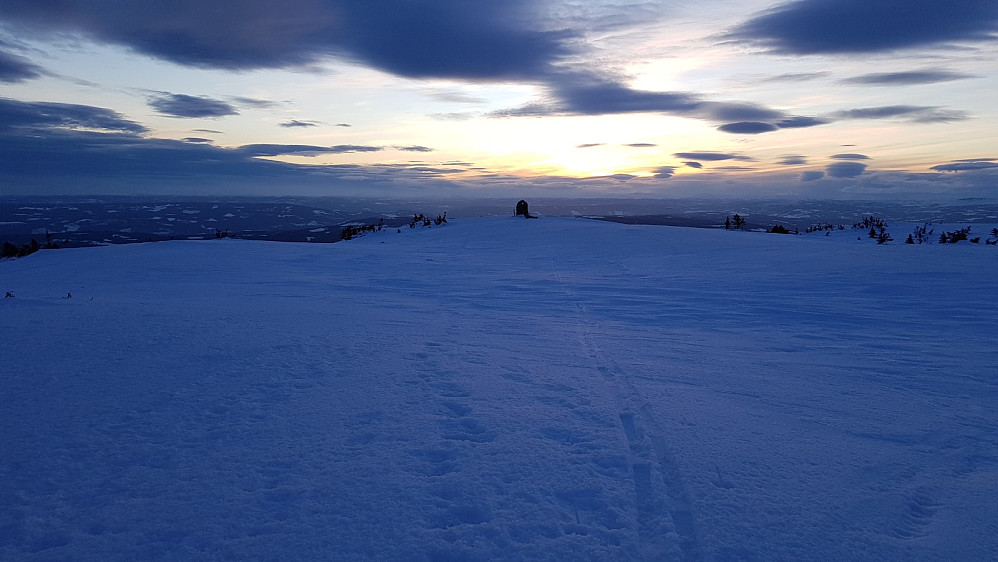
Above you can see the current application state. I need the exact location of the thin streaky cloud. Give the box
[231,96,279,108]
[761,71,830,83]
[830,105,968,123]
[842,69,977,86]
[280,120,320,128]
[673,152,750,162]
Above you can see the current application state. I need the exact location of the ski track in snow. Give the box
[1,216,997,561]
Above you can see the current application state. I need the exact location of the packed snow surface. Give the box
[2,217,996,561]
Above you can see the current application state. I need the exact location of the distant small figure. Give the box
[64,292,72,299]
[515,200,536,219]
[4,291,13,298]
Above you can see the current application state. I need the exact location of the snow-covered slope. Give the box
[2,217,995,561]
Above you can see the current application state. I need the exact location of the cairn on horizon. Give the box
[515,200,537,219]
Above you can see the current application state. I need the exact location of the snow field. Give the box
[1,216,996,560]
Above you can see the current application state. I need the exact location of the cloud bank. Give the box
[728,0,998,54]
[0,1,570,81]
[149,94,239,118]
[930,158,998,172]
[826,162,867,178]
[0,48,44,83]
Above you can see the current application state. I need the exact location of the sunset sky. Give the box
[1,0,996,199]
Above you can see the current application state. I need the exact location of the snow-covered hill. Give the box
[2,217,996,561]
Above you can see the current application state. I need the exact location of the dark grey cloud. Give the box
[182,137,213,143]
[826,161,867,178]
[653,166,676,179]
[931,159,998,172]
[489,70,835,137]
[396,145,434,152]
[683,161,703,169]
[280,120,319,128]
[0,1,571,81]
[334,2,572,80]
[0,105,238,181]
[831,153,870,160]
[0,1,972,142]
[149,94,238,118]
[673,152,748,162]
[727,0,998,54]
[831,105,969,123]
[0,97,147,134]
[2,98,991,198]
[843,69,977,86]
[779,155,807,165]
[490,73,800,126]
[576,143,605,149]
[536,75,704,116]
[0,100,449,194]
[718,121,778,134]
[625,143,657,148]
[0,49,44,83]
[699,101,784,122]
[335,123,352,127]
[801,171,825,181]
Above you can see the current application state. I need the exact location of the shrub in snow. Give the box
[876,227,893,245]
[343,214,446,240]
[805,223,843,233]
[854,216,887,230]
[939,227,971,244]
[1,239,41,258]
[908,224,933,244]
[340,223,377,240]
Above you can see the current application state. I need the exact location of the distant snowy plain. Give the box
[2,217,996,561]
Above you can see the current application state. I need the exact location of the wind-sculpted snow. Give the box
[1,217,996,560]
